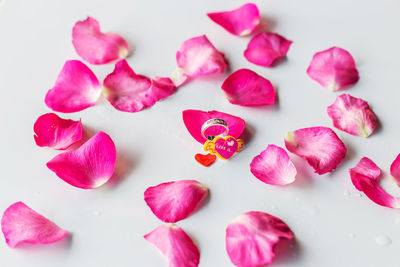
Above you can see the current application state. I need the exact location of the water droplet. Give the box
[353,192,362,198]
[375,235,392,246]
[348,233,356,239]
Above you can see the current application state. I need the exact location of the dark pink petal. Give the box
[284,127,346,174]
[182,109,246,144]
[221,69,275,106]
[46,131,116,189]
[1,202,68,248]
[327,94,378,137]
[390,154,400,186]
[72,17,129,65]
[349,157,400,209]
[144,224,200,267]
[144,180,207,223]
[34,113,82,150]
[226,211,294,267]
[244,32,292,67]
[207,3,260,36]
[149,77,177,102]
[307,47,359,91]
[176,35,227,79]
[250,145,297,186]
[45,60,101,113]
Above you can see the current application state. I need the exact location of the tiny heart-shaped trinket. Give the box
[195,153,217,167]
[203,136,244,160]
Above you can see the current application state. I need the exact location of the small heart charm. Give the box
[203,136,244,160]
[195,153,217,167]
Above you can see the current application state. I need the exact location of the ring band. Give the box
[201,118,229,141]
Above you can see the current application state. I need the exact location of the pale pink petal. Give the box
[182,109,246,144]
[1,202,68,248]
[307,47,359,91]
[349,157,400,209]
[144,224,200,267]
[34,113,82,150]
[327,94,378,137]
[284,127,346,174]
[221,68,275,106]
[176,35,227,78]
[244,32,292,67]
[46,131,116,189]
[250,145,297,186]
[226,211,294,267]
[72,17,129,65]
[45,60,101,113]
[390,154,400,186]
[144,180,208,223]
[207,3,260,36]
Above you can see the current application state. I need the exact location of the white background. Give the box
[1,0,400,266]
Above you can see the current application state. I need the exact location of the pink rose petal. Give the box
[390,154,400,185]
[307,47,359,91]
[244,32,292,67]
[144,180,208,223]
[182,109,246,144]
[149,76,177,102]
[45,60,101,113]
[350,157,400,209]
[144,224,200,267]
[34,113,82,150]
[1,202,68,248]
[250,145,297,186]
[46,131,116,189]
[327,94,378,137]
[221,68,276,106]
[175,35,227,81]
[207,3,260,36]
[284,127,346,174]
[226,211,294,267]
[72,17,129,65]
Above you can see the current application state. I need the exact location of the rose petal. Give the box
[46,131,116,189]
[284,127,346,174]
[390,154,400,185]
[307,47,359,91]
[250,145,297,185]
[45,60,101,113]
[144,180,208,223]
[149,76,177,102]
[350,157,400,209]
[226,211,294,267]
[176,35,227,79]
[1,202,68,248]
[327,94,378,137]
[221,68,276,106]
[182,109,246,144]
[144,224,200,267]
[72,17,129,65]
[34,113,82,150]
[244,32,292,67]
[207,3,260,36]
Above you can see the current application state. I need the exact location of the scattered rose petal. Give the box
[207,3,260,36]
[195,153,217,167]
[33,113,82,150]
[72,17,129,65]
[349,157,400,209]
[390,154,400,185]
[182,109,246,144]
[250,144,297,185]
[307,47,359,91]
[221,68,275,106]
[144,224,200,267]
[144,180,208,223]
[327,94,378,137]
[284,127,346,174]
[45,60,101,113]
[46,131,116,189]
[244,32,292,67]
[1,202,68,248]
[149,76,177,102]
[175,35,227,83]
[226,211,294,267]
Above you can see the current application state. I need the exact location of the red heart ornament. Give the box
[195,153,217,167]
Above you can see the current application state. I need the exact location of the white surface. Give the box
[1,0,400,266]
